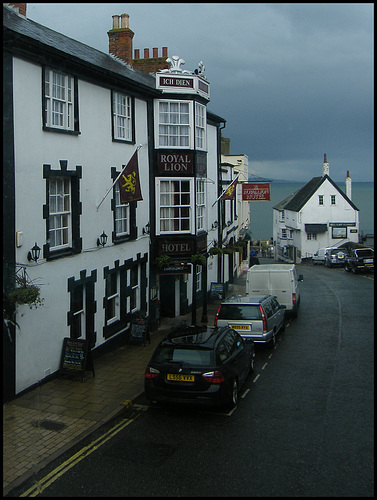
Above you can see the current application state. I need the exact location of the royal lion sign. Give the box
[242,183,270,201]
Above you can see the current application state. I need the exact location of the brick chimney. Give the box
[6,3,26,16]
[322,153,329,177]
[132,46,169,74]
[107,13,134,65]
[345,170,352,200]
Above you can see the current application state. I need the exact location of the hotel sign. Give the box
[157,151,193,174]
[242,183,271,201]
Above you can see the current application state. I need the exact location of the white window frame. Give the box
[318,195,324,205]
[154,100,194,149]
[195,265,202,292]
[45,69,74,130]
[331,195,336,205]
[307,233,317,240]
[195,102,206,150]
[114,184,130,236]
[196,178,206,231]
[49,177,71,250]
[281,228,287,239]
[113,92,132,141]
[156,177,194,234]
[105,272,120,325]
[130,267,139,312]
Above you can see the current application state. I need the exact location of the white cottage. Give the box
[273,155,359,263]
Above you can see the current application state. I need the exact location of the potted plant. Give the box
[7,284,44,309]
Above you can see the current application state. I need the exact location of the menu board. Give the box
[60,338,94,380]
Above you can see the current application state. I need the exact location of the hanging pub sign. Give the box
[242,183,271,201]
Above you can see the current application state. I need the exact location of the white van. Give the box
[246,264,303,318]
[312,248,331,265]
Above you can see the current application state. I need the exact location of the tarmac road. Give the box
[9,262,374,497]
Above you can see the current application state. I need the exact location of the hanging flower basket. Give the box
[155,255,171,269]
[7,285,44,309]
[190,253,207,266]
[208,246,223,256]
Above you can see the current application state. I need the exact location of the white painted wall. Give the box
[12,57,151,393]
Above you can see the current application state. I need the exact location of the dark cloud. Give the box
[28,3,373,181]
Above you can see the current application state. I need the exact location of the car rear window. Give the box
[217,304,262,320]
[356,249,374,258]
[153,346,213,366]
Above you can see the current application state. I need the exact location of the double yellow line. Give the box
[21,415,139,497]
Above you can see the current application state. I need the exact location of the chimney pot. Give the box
[134,49,140,59]
[120,13,129,29]
[153,47,158,58]
[112,15,119,29]
[162,47,168,57]
[144,48,150,58]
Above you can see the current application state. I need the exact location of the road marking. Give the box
[253,374,260,383]
[268,353,273,359]
[20,416,139,497]
[262,362,268,370]
[241,388,250,399]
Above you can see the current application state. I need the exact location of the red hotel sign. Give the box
[242,183,271,201]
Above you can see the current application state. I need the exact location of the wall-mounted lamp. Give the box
[143,222,150,235]
[211,221,218,230]
[27,242,41,262]
[97,231,108,247]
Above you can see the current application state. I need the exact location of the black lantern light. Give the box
[27,242,41,262]
[97,231,108,247]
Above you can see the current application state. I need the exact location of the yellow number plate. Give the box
[230,325,251,331]
[167,374,195,382]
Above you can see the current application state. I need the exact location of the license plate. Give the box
[167,373,194,382]
[365,259,373,263]
[365,263,373,266]
[230,325,251,331]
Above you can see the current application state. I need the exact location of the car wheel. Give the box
[344,264,351,272]
[269,331,276,348]
[228,378,238,408]
[250,354,256,373]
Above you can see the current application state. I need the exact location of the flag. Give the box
[118,150,143,203]
[212,175,240,207]
[221,176,239,200]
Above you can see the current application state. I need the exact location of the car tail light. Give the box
[292,293,297,305]
[214,305,221,327]
[145,366,160,379]
[259,305,267,333]
[202,370,225,384]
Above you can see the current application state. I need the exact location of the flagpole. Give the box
[212,174,240,207]
[96,144,142,211]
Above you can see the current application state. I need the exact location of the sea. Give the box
[248,181,374,241]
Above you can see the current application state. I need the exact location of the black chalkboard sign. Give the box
[60,338,95,381]
[129,317,150,346]
[210,282,225,300]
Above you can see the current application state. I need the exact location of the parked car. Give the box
[344,247,374,273]
[312,247,331,265]
[324,248,348,267]
[214,294,285,347]
[144,325,255,408]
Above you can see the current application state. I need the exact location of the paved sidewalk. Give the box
[3,277,246,495]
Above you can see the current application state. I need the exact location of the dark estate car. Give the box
[145,325,255,408]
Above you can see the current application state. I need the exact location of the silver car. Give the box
[214,295,286,347]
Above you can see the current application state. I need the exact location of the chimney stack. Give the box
[322,153,329,177]
[108,13,134,65]
[6,3,26,16]
[345,170,352,200]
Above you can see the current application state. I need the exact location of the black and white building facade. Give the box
[3,5,242,401]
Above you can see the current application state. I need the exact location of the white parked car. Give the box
[312,248,331,265]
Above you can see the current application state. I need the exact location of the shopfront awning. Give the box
[305,223,327,233]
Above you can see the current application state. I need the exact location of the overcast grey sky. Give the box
[27,3,373,182]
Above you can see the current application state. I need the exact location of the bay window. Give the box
[156,178,194,234]
[156,100,192,148]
